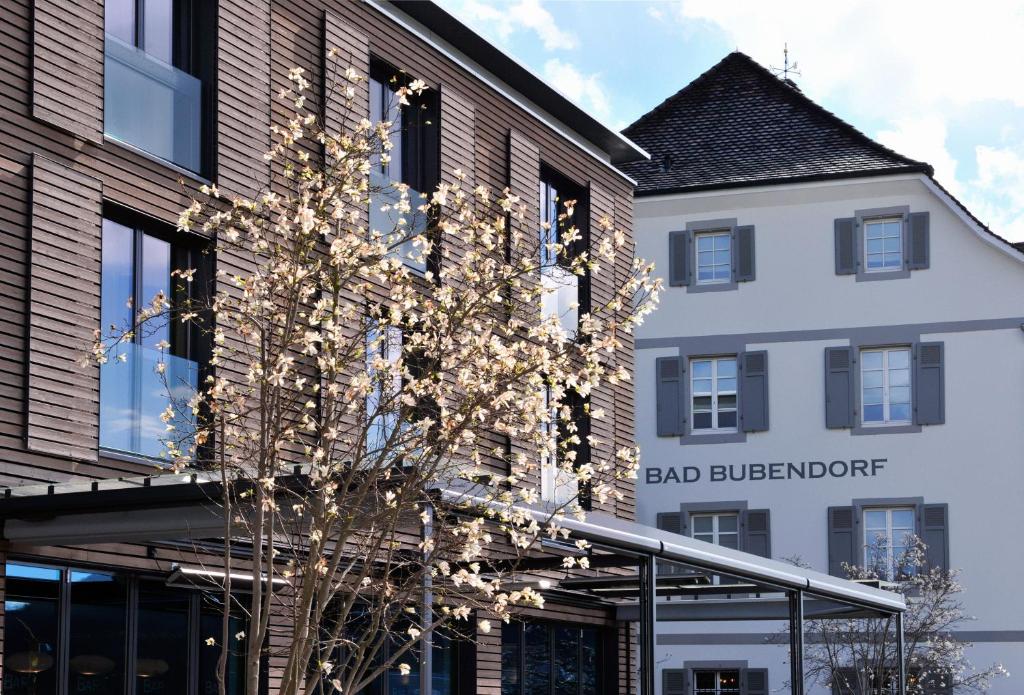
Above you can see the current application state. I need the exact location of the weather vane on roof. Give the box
[770,43,801,82]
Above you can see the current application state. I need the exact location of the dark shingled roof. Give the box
[621,52,933,196]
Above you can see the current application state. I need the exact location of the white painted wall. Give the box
[634,175,1024,694]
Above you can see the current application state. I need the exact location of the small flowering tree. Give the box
[793,538,1007,694]
[93,62,658,695]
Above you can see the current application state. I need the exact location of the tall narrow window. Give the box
[99,214,206,460]
[540,385,578,505]
[860,347,911,425]
[693,670,740,695]
[369,62,439,273]
[3,564,61,695]
[103,0,214,174]
[68,570,128,695]
[864,218,903,272]
[694,231,731,284]
[501,621,605,695]
[690,357,737,432]
[539,166,587,335]
[864,507,916,580]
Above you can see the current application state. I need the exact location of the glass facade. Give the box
[103,0,205,173]
[501,621,603,695]
[3,563,245,695]
[99,217,202,460]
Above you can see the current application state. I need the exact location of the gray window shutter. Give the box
[743,668,769,695]
[657,512,683,535]
[656,356,686,437]
[828,506,856,577]
[825,347,855,428]
[914,342,945,425]
[834,217,857,274]
[922,503,949,572]
[735,225,756,282]
[743,509,771,558]
[740,350,769,432]
[669,230,691,286]
[907,211,930,270]
[663,668,689,695]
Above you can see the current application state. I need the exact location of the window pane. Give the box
[579,628,598,695]
[718,514,738,533]
[883,236,901,252]
[719,670,741,693]
[866,238,883,254]
[717,394,736,410]
[500,623,520,695]
[692,412,712,429]
[717,377,736,393]
[4,564,60,695]
[523,623,550,695]
[697,268,714,282]
[893,510,915,529]
[714,234,730,251]
[553,626,579,695]
[692,361,712,378]
[865,510,887,529]
[140,234,171,349]
[889,403,911,422]
[136,583,190,695]
[695,672,716,689]
[142,0,174,63]
[713,265,730,281]
[888,350,910,369]
[718,534,739,550]
[863,387,883,405]
[889,386,911,405]
[199,599,245,695]
[692,516,713,534]
[69,572,127,695]
[866,223,883,239]
[696,236,713,252]
[862,371,883,389]
[106,0,136,44]
[861,351,883,370]
[714,250,730,265]
[717,411,737,429]
[717,359,736,378]
[863,404,884,422]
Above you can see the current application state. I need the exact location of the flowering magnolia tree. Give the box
[793,538,1007,694]
[93,61,658,695]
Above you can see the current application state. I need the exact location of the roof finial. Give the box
[770,43,801,84]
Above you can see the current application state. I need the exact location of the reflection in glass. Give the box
[69,571,128,695]
[501,622,521,695]
[523,623,550,695]
[552,626,578,695]
[199,600,245,695]
[136,583,189,695]
[3,564,60,695]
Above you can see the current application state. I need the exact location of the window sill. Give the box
[851,424,922,436]
[687,280,739,293]
[678,431,747,446]
[855,268,911,282]
[99,447,175,468]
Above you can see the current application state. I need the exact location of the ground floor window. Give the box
[500,621,606,695]
[3,562,245,695]
[693,670,740,695]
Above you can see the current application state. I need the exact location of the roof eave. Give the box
[633,165,934,198]
[384,1,649,166]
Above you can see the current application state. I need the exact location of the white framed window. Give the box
[691,513,739,550]
[864,507,915,580]
[693,670,740,695]
[860,347,911,425]
[695,231,731,284]
[690,356,737,432]
[540,384,575,504]
[864,218,903,272]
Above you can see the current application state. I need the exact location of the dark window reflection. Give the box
[500,622,521,695]
[501,622,603,695]
[199,599,245,695]
[523,623,550,695]
[553,626,578,695]
[69,571,128,695]
[4,564,61,695]
[135,583,189,695]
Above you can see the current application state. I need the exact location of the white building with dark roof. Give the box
[624,52,1024,695]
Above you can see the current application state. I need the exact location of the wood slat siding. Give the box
[31,0,103,143]
[217,0,271,199]
[588,182,617,515]
[26,154,102,462]
[440,84,476,186]
[612,193,636,519]
[323,11,370,138]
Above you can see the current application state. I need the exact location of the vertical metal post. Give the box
[420,505,434,695]
[788,590,805,695]
[895,611,906,695]
[638,553,656,695]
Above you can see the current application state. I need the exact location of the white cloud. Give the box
[969,144,1024,240]
[876,116,960,193]
[445,0,578,51]
[542,58,611,120]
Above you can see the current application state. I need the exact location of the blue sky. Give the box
[437,0,1024,241]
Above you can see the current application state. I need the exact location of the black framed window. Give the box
[3,562,246,695]
[104,0,216,174]
[501,620,608,695]
[538,167,589,333]
[99,208,210,460]
[368,60,440,273]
